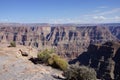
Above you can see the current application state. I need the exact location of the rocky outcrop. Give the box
[0,24,119,60]
[0,44,62,80]
[109,26,120,39]
[69,41,120,80]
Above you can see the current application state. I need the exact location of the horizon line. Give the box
[0,22,120,24]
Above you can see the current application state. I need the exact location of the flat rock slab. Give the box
[0,44,62,80]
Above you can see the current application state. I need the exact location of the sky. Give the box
[0,0,120,23]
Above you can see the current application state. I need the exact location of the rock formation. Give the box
[0,23,119,60]
[0,23,120,79]
[69,41,120,80]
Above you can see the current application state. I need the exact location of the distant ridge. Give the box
[0,23,120,27]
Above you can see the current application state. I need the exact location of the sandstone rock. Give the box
[0,24,120,60]
[69,41,120,80]
[19,49,28,56]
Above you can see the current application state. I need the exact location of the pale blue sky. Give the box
[0,0,120,23]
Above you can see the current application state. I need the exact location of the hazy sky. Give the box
[0,0,120,23]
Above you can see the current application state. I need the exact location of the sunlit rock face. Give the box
[0,23,119,59]
[0,23,120,79]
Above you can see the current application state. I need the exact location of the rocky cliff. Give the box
[0,23,120,60]
[69,41,120,80]
[109,26,120,39]
[0,23,120,79]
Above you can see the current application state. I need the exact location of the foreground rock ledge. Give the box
[0,44,62,80]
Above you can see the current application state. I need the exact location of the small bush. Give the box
[9,41,16,47]
[37,49,51,63]
[37,49,68,71]
[48,57,54,65]
[48,54,68,71]
[64,65,97,80]
[55,57,68,71]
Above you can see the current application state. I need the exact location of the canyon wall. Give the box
[0,23,120,79]
[0,24,119,59]
[70,41,120,80]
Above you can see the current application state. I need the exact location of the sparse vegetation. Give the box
[9,41,16,47]
[37,49,52,63]
[63,65,97,80]
[48,54,68,71]
[37,49,68,71]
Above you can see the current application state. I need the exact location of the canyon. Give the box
[0,23,120,59]
[69,41,120,80]
[0,23,120,79]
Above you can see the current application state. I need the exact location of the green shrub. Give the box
[55,57,68,71]
[64,65,97,80]
[49,48,55,54]
[37,49,51,63]
[9,41,16,47]
[37,49,68,71]
[48,57,54,65]
[48,54,68,71]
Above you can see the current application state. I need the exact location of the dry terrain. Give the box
[0,44,62,80]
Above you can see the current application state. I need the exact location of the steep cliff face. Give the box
[70,41,120,80]
[109,26,120,39]
[0,24,119,60]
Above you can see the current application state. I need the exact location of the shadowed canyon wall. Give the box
[69,41,120,80]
